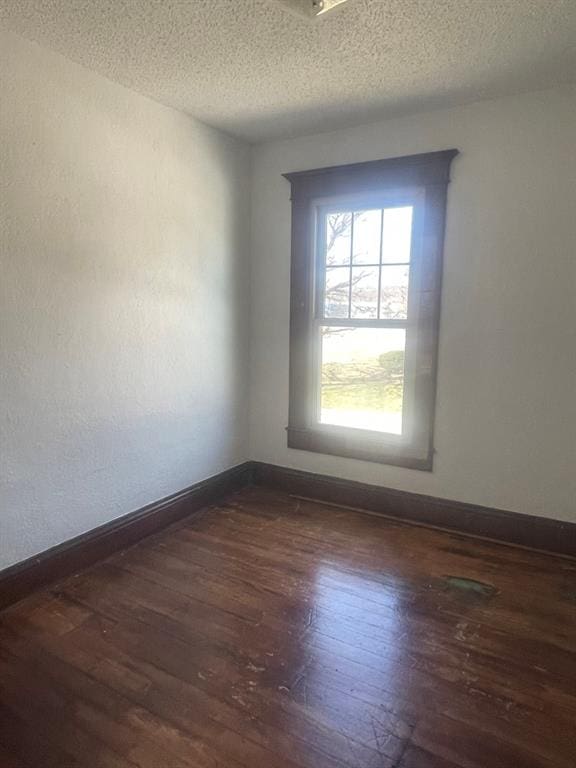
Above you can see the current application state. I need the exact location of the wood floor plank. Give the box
[1,485,574,767]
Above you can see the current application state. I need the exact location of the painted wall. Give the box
[0,30,251,569]
[249,85,576,523]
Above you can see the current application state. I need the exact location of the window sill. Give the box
[286,426,433,471]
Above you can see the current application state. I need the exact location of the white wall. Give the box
[249,85,576,523]
[0,30,251,569]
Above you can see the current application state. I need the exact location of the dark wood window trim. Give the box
[283,149,459,471]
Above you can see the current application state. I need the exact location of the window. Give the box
[283,150,458,470]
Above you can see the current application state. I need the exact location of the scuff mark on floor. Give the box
[443,575,498,599]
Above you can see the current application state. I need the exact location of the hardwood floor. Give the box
[1,486,575,768]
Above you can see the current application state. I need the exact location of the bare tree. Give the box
[323,213,365,336]
[326,212,352,264]
[322,269,371,336]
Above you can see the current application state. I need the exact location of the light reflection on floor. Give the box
[289,562,413,762]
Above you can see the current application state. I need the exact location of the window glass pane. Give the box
[380,265,409,319]
[350,266,379,318]
[382,206,412,264]
[325,212,352,266]
[320,327,405,435]
[324,266,350,318]
[352,210,381,264]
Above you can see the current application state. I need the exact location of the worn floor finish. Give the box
[1,487,575,768]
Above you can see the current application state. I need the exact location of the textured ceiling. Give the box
[1,0,575,142]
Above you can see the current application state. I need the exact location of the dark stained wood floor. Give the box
[1,486,575,768]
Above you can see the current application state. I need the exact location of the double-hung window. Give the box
[284,150,458,470]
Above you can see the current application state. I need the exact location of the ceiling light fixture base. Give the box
[271,0,351,21]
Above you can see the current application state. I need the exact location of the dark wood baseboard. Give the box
[0,462,254,612]
[3,459,573,613]
[251,462,576,558]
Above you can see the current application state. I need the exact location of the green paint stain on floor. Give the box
[444,576,497,598]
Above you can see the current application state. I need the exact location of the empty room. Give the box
[1,1,575,766]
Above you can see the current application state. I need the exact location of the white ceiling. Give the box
[1,0,575,143]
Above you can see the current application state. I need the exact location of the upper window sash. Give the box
[314,193,420,326]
